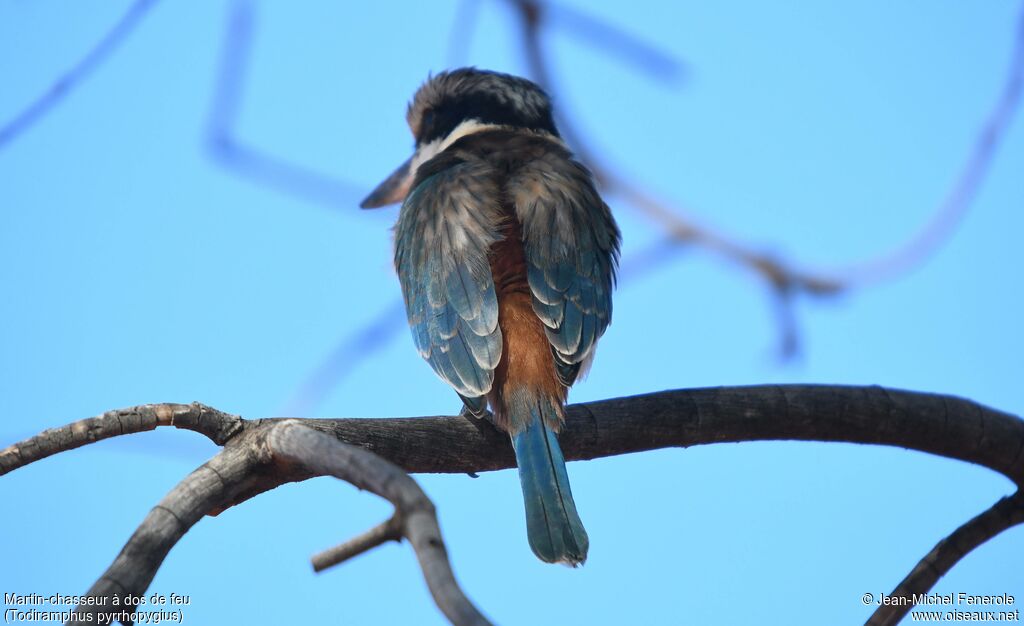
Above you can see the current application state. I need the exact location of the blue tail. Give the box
[510,394,589,566]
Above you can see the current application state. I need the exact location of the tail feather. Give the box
[510,396,589,566]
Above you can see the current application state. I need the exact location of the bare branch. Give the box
[0,402,242,476]
[270,386,1024,615]
[8,385,1017,624]
[868,492,1024,626]
[0,0,158,149]
[13,385,1023,486]
[205,0,363,207]
[266,421,491,626]
[276,386,1024,487]
[68,427,265,624]
[311,514,402,572]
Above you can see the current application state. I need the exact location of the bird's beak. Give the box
[360,156,414,208]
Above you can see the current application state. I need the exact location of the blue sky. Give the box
[1,1,1022,624]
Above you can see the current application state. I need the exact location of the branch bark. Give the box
[867,491,1024,626]
[67,425,266,624]
[0,402,242,475]
[282,385,1024,485]
[4,385,1021,625]
[266,421,490,626]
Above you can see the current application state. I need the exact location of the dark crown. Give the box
[406,68,559,145]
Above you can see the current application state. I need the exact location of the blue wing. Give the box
[511,149,620,382]
[394,159,503,400]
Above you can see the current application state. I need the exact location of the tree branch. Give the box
[276,385,1024,486]
[0,402,241,476]
[266,421,490,626]
[867,492,1024,626]
[6,385,1021,625]
[67,425,266,624]
[311,514,402,572]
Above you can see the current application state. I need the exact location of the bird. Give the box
[361,68,620,566]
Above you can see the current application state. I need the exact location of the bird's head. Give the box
[360,68,558,208]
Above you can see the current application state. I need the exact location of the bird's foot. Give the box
[459,403,492,420]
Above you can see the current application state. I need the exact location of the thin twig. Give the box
[0,0,158,148]
[311,515,402,572]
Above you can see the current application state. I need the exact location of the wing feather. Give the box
[511,148,620,385]
[394,160,503,399]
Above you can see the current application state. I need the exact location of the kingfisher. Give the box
[361,68,620,566]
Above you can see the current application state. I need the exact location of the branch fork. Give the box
[3,385,1022,625]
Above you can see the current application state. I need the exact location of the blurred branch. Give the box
[261,1,1023,410]
[449,0,686,80]
[616,236,687,283]
[1,0,1015,329]
[0,0,158,148]
[447,0,483,66]
[14,0,1005,418]
[205,0,363,206]
[507,0,1024,357]
[280,299,407,415]
[4,385,1022,624]
[509,0,837,358]
[837,2,1024,286]
[544,5,683,81]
